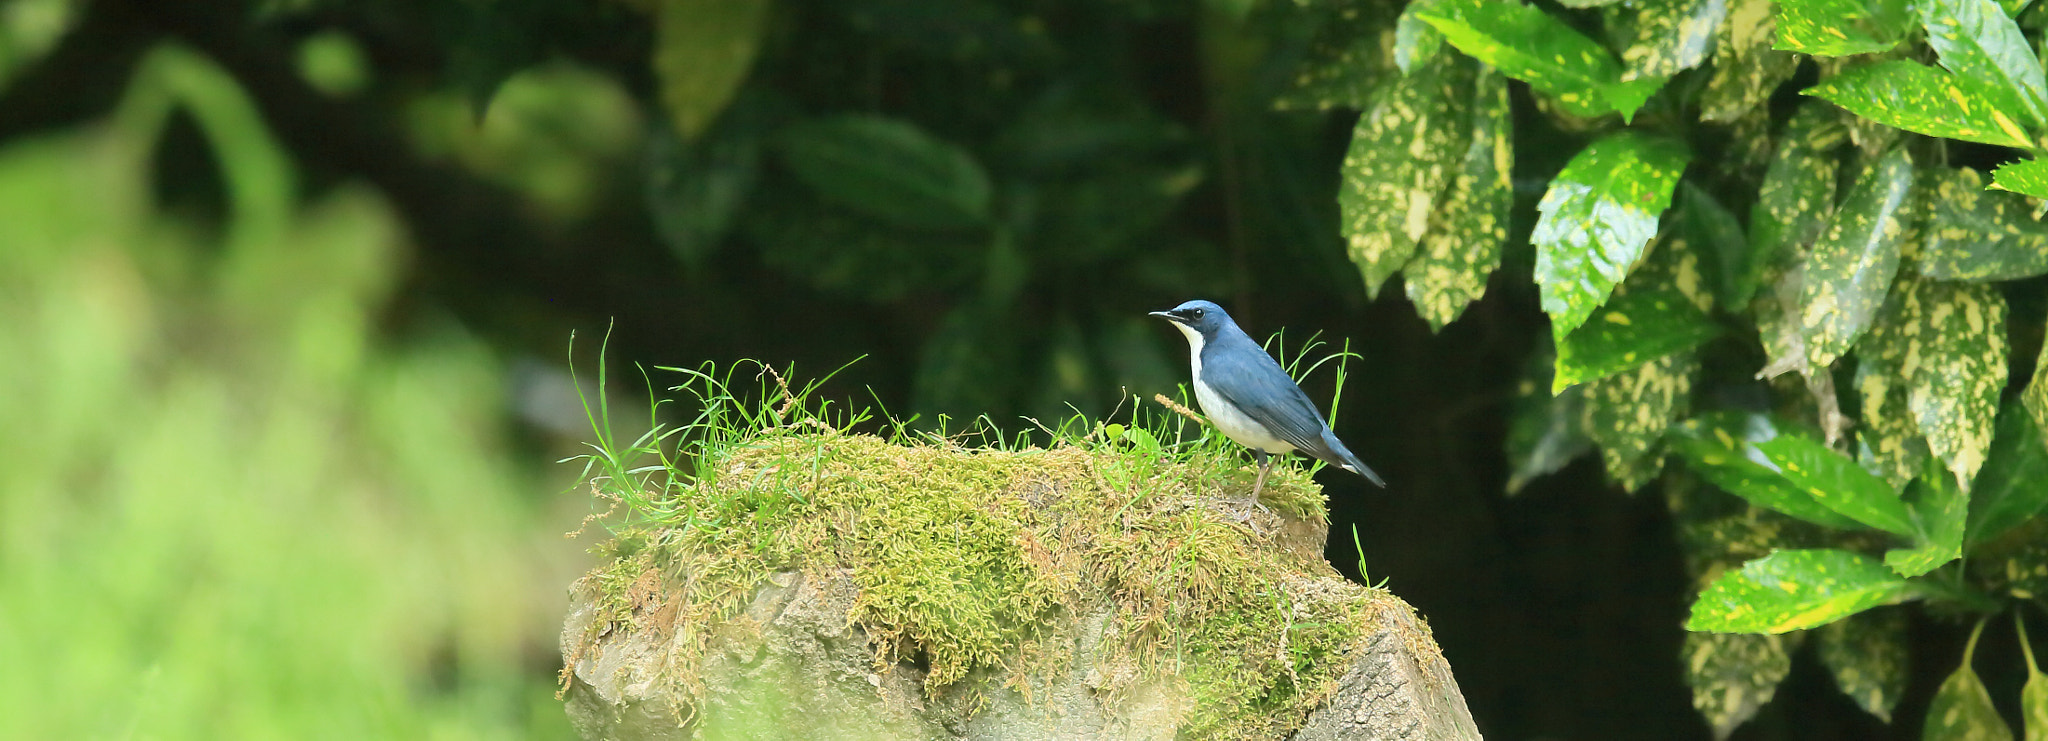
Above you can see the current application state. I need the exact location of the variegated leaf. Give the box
[1274,0,1391,111]
[1920,166,2048,281]
[1853,354,1930,490]
[1753,434,1916,535]
[1688,549,1917,633]
[1750,105,1846,278]
[2032,339,2048,450]
[1919,0,2048,132]
[1862,276,2009,487]
[1685,631,1796,740]
[1622,0,1730,82]
[1884,457,1969,577]
[1395,3,1446,74]
[1795,147,1914,370]
[1994,158,2048,199]
[1925,621,2017,741]
[1680,183,1756,310]
[1807,60,2034,149]
[1554,286,1717,392]
[1507,346,1594,494]
[1700,0,1798,122]
[1341,55,1468,298]
[1405,65,1511,330]
[1534,133,1692,340]
[1414,0,1659,119]
[1668,412,1872,530]
[1773,0,1914,56]
[1818,609,1908,722]
[1582,351,1695,491]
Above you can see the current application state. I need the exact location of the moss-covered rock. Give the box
[560,431,1477,740]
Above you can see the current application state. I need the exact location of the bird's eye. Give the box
[1190,309,1204,319]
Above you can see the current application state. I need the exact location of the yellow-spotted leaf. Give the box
[1701,0,1799,122]
[1533,133,1692,340]
[1554,287,1719,392]
[654,0,771,143]
[1681,183,1759,310]
[1861,277,2009,487]
[1994,158,2048,200]
[1507,346,1594,494]
[1668,412,1872,530]
[1920,0,2048,132]
[1395,3,1446,74]
[1623,0,1730,82]
[1884,457,1969,577]
[1750,105,1847,271]
[1753,434,1916,535]
[1853,354,1931,490]
[1687,549,1916,634]
[1341,55,1468,298]
[1807,61,2034,149]
[1275,0,1390,110]
[2020,615,2047,741]
[2031,324,2048,444]
[1684,631,1796,739]
[1818,609,1909,722]
[1413,0,1658,119]
[1774,0,1914,56]
[1965,403,2048,547]
[1582,351,1695,491]
[1926,620,2016,741]
[1920,167,2048,281]
[1405,65,1511,331]
[1795,147,1914,369]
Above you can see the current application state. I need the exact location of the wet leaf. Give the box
[2021,615,2048,741]
[1925,621,2016,741]
[1700,0,1799,122]
[1819,609,1908,722]
[1853,352,1931,490]
[1507,347,1594,494]
[1404,65,1511,330]
[1582,351,1695,491]
[1919,0,2048,132]
[1622,0,1730,82]
[777,115,993,231]
[1965,403,2048,546]
[1885,458,1969,577]
[1774,0,1914,56]
[1680,183,1758,309]
[1554,286,1719,392]
[1994,158,2048,200]
[1794,147,1914,369]
[1533,132,1692,340]
[1754,434,1916,535]
[1413,0,1658,118]
[1919,167,2048,281]
[1687,549,1916,633]
[1669,412,1872,530]
[1685,631,1795,740]
[1395,3,1446,74]
[1340,55,1468,298]
[654,0,771,143]
[1807,61,2033,149]
[1861,277,2009,486]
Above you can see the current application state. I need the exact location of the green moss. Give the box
[571,418,1397,738]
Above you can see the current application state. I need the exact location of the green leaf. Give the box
[1275,0,1392,110]
[1533,132,1692,340]
[1701,0,1800,122]
[1853,350,1931,490]
[1925,620,2016,741]
[1750,105,1847,268]
[1554,284,1719,392]
[2028,338,2048,482]
[1818,609,1909,722]
[1861,277,2010,486]
[1920,0,2048,132]
[1993,158,2048,199]
[1793,147,1914,369]
[1395,4,1446,74]
[1507,347,1594,494]
[1684,631,1795,739]
[1687,549,1915,634]
[1753,434,1917,535]
[2020,615,2048,741]
[654,0,771,143]
[1621,0,1730,82]
[1920,167,2048,281]
[1340,55,1468,298]
[777,115,993,231]
[1668,412,1871,531]
[1885,458,1969,577]
[1681,182,1759,309]
[1403,65,1512,330]
[1582,351,1695,491]
[646,105,764,267]
[1806,61,2034,148]
[1965,403,2048,546]
[1774,0,1914,56]
[1413,0,1657,118]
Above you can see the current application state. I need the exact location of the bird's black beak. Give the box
[1148,310,1181,324]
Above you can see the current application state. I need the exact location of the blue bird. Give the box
[1150,300,1385,499]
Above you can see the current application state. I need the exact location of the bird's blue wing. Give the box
[1200,335,1336,457]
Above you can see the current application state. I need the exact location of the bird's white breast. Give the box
[1171,322,1294,454]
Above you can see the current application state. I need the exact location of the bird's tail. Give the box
[1320,430,1386,488]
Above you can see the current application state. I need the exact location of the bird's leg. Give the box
[1250,450,1273,505]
